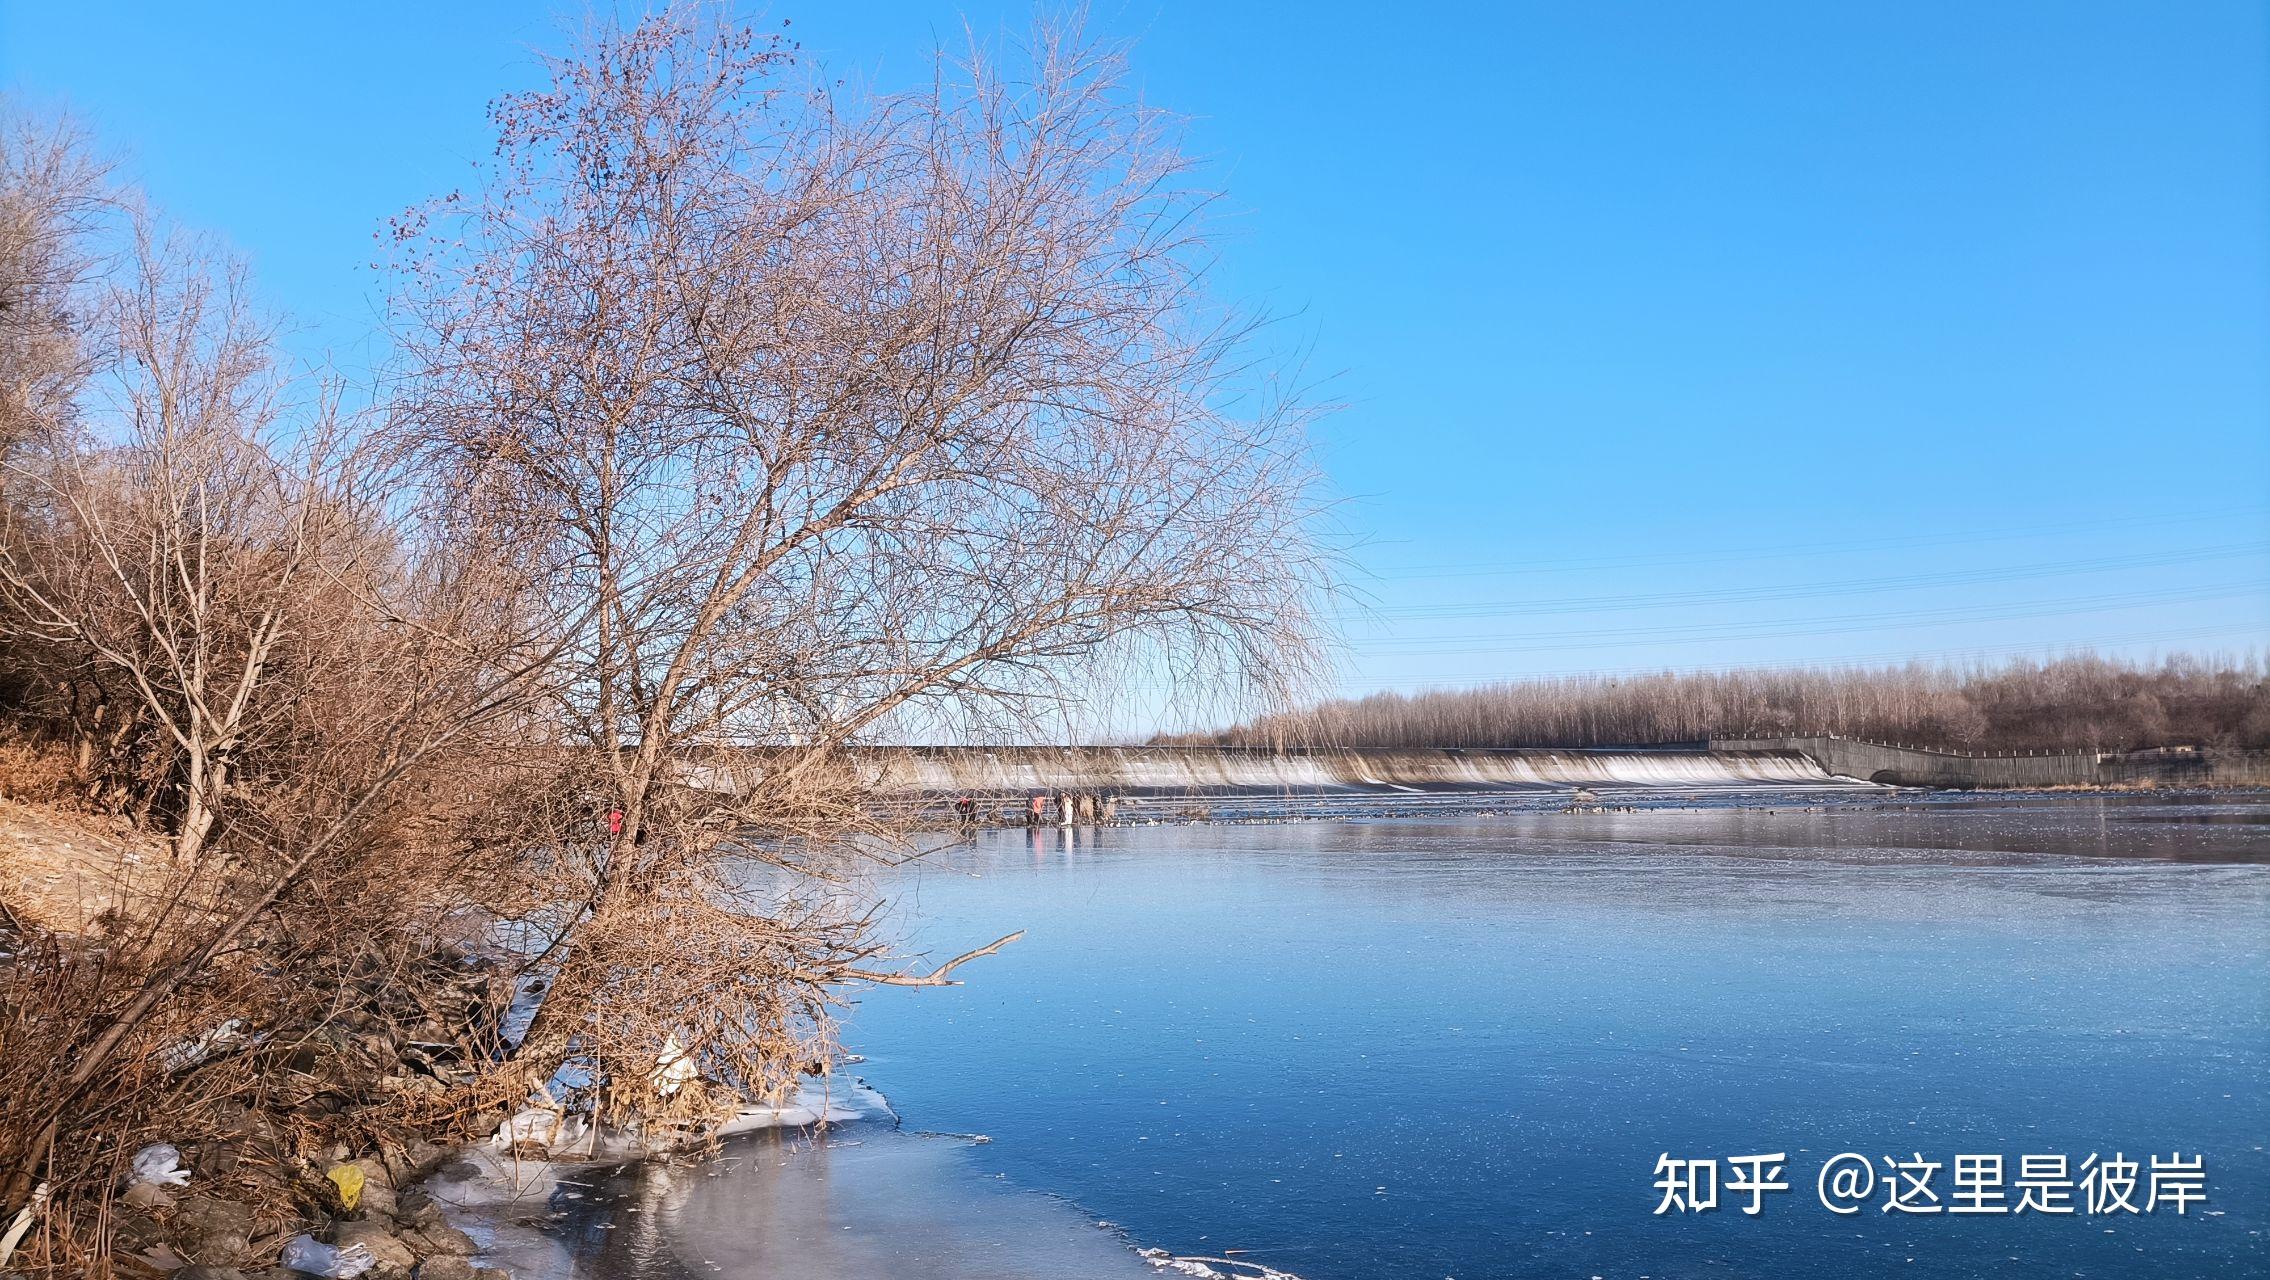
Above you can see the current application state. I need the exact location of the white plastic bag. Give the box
[129,1144,190,1188]
[279,1233,377,1278]
[650,1034,699,1096]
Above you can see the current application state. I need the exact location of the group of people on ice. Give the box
[951,790,1121,829]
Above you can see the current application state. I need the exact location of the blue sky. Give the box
[5,2,2264,713]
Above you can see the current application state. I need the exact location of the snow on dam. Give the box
[831,745,1860,795]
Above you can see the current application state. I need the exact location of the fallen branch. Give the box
[829,930,1025,987]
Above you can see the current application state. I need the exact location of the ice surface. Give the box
[441,1121,1164,1279]
[441,793,2270,1280]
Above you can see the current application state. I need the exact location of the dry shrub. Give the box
[0,726,76,808]
[0,926,272,1274]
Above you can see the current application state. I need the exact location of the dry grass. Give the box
[0,729,80,810]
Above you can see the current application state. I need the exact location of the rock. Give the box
[188,1233,253,1267]
[111,1208,166,1250]
[172,1195,255,1265]
[412,1260,475,1280]
[175,1267,250,1280]
[434,1156,483,1183]
[391,1188,440,1228]
[173,1195,254,1236]
[194,1140,242,1178]
[327,1220,417,1275]
[120,1181,175,1210]
[133,1244,189,1272]
[349,1157,398,1219]
[399,1220,475,1256]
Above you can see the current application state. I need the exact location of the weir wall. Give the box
[688,741,2270,797]
[828,745,1849,795]
[1709,736,2270,789]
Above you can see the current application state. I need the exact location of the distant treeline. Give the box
[1168,654,2270,752]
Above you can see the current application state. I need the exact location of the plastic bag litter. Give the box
[650,1034,699,1096]
[325,1162,365,1211]
[129,1144,190,1187]
[279,1234,376,1278]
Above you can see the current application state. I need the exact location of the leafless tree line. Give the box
[1180,653,2270,753]
[0,8,1325,1266]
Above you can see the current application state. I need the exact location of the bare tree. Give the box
[0,183,559,1232]
[0,216,326,864]
[0,107,109,454]
[385,9,1328,1105]
[1187,653,2270,752]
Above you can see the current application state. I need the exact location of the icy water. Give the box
[483,792,2270,1280]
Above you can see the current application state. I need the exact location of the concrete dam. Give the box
[1711,736,2270,790]
[801,740,2270,797]
[838,744,1853,795]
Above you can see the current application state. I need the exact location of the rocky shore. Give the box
[0,920,527,1280]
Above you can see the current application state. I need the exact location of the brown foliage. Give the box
[0,108,558,1267]
[383,6,1328,1103]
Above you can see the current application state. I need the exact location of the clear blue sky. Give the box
[6,2,2264,715]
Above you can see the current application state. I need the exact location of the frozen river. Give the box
[477,791,2270,1279]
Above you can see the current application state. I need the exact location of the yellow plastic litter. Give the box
[325,1163,364,1212]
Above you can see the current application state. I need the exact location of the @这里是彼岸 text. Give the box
[1650,1151,2207,1217]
